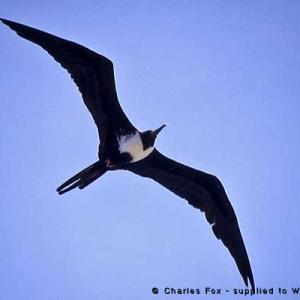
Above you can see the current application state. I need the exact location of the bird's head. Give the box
[141,124,166,150]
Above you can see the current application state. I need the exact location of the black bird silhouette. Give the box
[1,18,254,289]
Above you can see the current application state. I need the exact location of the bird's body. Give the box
[1,18,255,289]
[100,125,164,168]
[117,132,154,163]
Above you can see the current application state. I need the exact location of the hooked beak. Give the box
[153,124,166,136]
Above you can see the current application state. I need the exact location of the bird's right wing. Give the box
[1,18,137,146]
[124,149,254,289]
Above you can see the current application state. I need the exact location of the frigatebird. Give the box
[1,18,254,289]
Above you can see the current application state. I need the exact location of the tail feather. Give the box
[57,161,106,195]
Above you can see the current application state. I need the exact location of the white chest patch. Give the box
[118,131,154,163]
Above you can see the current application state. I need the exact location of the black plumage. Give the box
[1,18,254,289]
[125,149,254,288]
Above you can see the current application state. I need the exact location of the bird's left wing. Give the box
[124,149,254,289]
[1,18,137,146]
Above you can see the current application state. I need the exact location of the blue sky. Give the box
[1,1,300,299]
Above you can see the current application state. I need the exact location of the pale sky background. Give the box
[1,1,300,299]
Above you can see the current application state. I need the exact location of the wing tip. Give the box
[241,270,255,291]
[1,18,16,26]
[1,18,23,32]
[0,18,9,25]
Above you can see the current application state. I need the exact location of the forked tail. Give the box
[57,161,107,195]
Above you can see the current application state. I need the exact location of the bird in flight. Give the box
[1,18,254,289]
